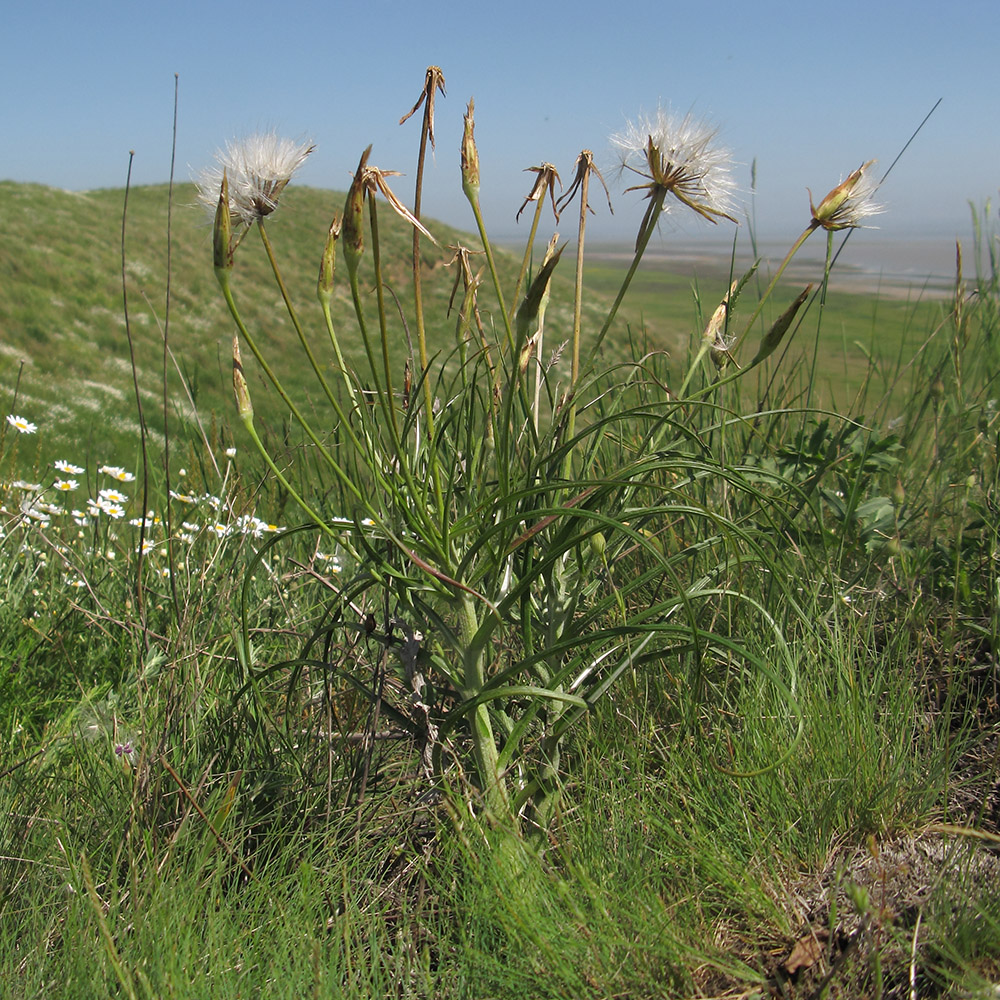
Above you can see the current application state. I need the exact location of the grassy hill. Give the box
[0,180,640,469]
[2,179,947,475]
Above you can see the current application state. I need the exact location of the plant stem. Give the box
[565,166,590,453]
[732,221,819,356]
[512,196,545,311]
[410,111,435,438]
[458,595,508,815]
[585,186,667,369]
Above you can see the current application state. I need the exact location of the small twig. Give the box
[159,757,254,883]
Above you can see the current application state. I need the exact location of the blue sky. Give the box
[5,0,998,252]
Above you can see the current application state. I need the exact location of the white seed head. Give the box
[196,132,314,227]
[611,106,738,224]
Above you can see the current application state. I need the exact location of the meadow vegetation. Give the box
[2,76,999,998]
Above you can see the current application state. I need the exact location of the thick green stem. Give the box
[367,197,400,444]
[804,229,835,414]
[458,595,509,814]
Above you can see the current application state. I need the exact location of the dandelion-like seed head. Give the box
[196,132,315,229]
[611,107,738,225]
[810,159,884,231]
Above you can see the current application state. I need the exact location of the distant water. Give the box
[585,234,966,299]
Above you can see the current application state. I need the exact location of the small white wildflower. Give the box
[100,501,126,519]
[225,447,237,459]
[196,132,315,229]
[98,488,129,505]
[53,479,79,492]
[170,489,197,504]
[610,107,738,225]
[54,460,85,475]
[99,465,135,483]
[6,414,37,434]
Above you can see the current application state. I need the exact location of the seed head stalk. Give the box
[215,270,365,509]
[728,220,817,360]
[367,195,400,444]
[399,66,446,439]
[513,195,546,312]
[586,184,667,368]
[257,221,366,456]
[461,100,515,357]
[317,217,359,409]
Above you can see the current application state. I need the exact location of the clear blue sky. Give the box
[5,0,998,248]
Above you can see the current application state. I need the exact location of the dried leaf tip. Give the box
[518,163,563,222]
[399,66,447,148]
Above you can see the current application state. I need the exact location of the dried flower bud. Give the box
[232,335,253,420]
[461,99,480,201]
[317,215,341,305]
[342,146,372,275]
[514,238,564,345]
[213,171,233,275]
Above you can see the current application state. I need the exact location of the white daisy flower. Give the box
[55,460,85,475]
[6,414,37,434]
[98,488,129,505]
[99,465,135,483]
[53,479,79,492]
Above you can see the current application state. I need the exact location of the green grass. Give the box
[2,171,999,999]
